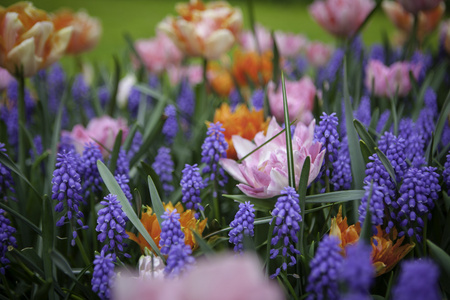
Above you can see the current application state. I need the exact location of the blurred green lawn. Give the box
[3,0,397,65]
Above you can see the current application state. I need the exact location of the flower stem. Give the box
[17,72,26,173]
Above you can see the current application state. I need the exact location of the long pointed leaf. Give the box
[148,175,166,227]
[281,72,295,188]
[97,160,163,259]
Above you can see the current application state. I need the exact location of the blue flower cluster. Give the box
[162,104,178,145]
[152,147,174,196]
[115,174,133,205]
[80,143,104,198]
[96,194,130,258]
[0,209,17,274]
[72,74,94,120]
[315,112,340,168]
[364,154,396,207]
[331,136,353,191]
[378,132,407,181]
[359,182,385,232]
[229,89,242,111]
[270,187,302,278]
[0,143,15,202]
[229,202,255,253]
[444,152,450,195]
[396,167,440,241]
[399,118,425,167]
[306,235,343,300]
[177,79,195,119]
[355,96,371,126]
[392,259,440,300]
[340,242,374,298]
[52,150,88,246]
[91,250,116,300]
[251,89,264,111]
[376,110,390,134]
[180,164,205,218]
[165,243,195,278]
[201,122,228,187]
[114,149,130,177]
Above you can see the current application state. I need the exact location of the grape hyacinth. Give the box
[180,164,205,218]
[314,112,340,178]
[115,174,133,205]
[270,187,302,278]
[229,89,242,111]
[364,154,396,207]
[164,243,195,278]
[47,63,66,114]
[159,209,185,255]
[152,147,174,197]
[127,86,142,119]
[114,149,130,177]
[96,194,130,258]
[162,104,178,145]
[376,110,390,134]
[201,122,228,187]
[395,167,440,241]
[416,107,435,146]
[177,79,195,119]
[0,143,15,202]
[331,136,352,191]
[0,209,17,274]
[340,243,374,298]
[392,260,440,300]
[127,131,142,161]
[80,143,104,198]
[251,88,264,111]
[444,152,450,195]
[72,74,94,120]
[229,202,255,253]
[51,150,88,246]
[355,96,371,126]
[91,250,116,300]
[97,85,110,109]
[399,118,425,166]
[368,44,385,63]
[306,235,343,300]
[359,182,386,232]
[378,132,407,182]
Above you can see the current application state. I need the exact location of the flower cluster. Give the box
[91,250,116,300]
[0,143,15,202]
[152,147,174,197]
[80,143,103,197]
[162,104,178,145]
[201,122,228,186]
[180,164,205,218]
[229,202,255,253]
[359,182,386,231]
[0,209,17,274]
[270,187,302,278]
[314,112,340,178]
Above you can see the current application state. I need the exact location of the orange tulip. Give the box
[158,0,243,59]
[232,50,273,87]
[213,103,270,159]
[127,202,207,255]
[208,61,234,97]
[382,1,445,42]
[0,2,72,77]
[53,9,102,55]
[330,206,415,276]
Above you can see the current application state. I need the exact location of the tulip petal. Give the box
[45,26,73,68]
[232,135,257,160]
[204,29,235,60]
[7,37,39,77]
[3,12,23,52]
[22,21,53,57]
[220,158,248,184]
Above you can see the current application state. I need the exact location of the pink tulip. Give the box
[134,32,183,74]
[64,116,129,157]
[397,0,442,14]
[220,118,325,198]
[167,64,203,86]
[267,77,316,125]
[275,31,309,58]
[365,59,421,98]
[114,253,284,300]
[0,67,14,90]
[306,42,334,68]
[309,0,375,38]
[239,24,273,53]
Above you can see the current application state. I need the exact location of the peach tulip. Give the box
[53,9,101,55]
[158,0,243,60]
[0,2,73,77]
[397,0,443,14]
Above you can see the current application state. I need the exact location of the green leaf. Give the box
[192,231,214,255]
[360,140,372,165]
[298,156,310,257]
[375,148,397,186]
[108,130,123,174]
[369,107,380,133]
[223,194,276,211]
[42,195,55,300]
[97,160,164,259]
[432,90,450,154]
[281,72,295,188]
[427,240,450,279]
[107,55,120,116]
[140,161,165,202]
[265,217,276,277]
[359,182,372,243]
[354,119,377,152]
[0,203,41,236]
[343,57,364,221]
[147,175,166,227]
[305,190,365,203]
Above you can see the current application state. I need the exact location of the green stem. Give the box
[75,236,91,266]
[212,179,221,226]
[17,72,26,173]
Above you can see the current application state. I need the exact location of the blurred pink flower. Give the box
[167,64,203,86]
[397,0,443,14]
[306,41,334,68]
[64,116,128,157]
[134,32,183,74]
[114,253,284,300]
[275,31,308,58]
[267,76,316,125]
[0,67,14,90]
[365,59,421,98]
[309,0,375,38]
[220,118,325,198]
[158,0,243,60]
[239,23,273,53]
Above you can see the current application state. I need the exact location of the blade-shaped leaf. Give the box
[192,230,214,255]
[148,175,166,227]
[305,190,365,203]
[354,119,377,152]
[281,72,295,188]
[375,148,397,186]
[97,160,163,259]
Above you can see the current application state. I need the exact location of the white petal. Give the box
[3,12,23,52]
[204,29,234,59]
[45,26,73,68]
[7,37,39,77]
[232,135,256,160]
[21,21,53,57]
